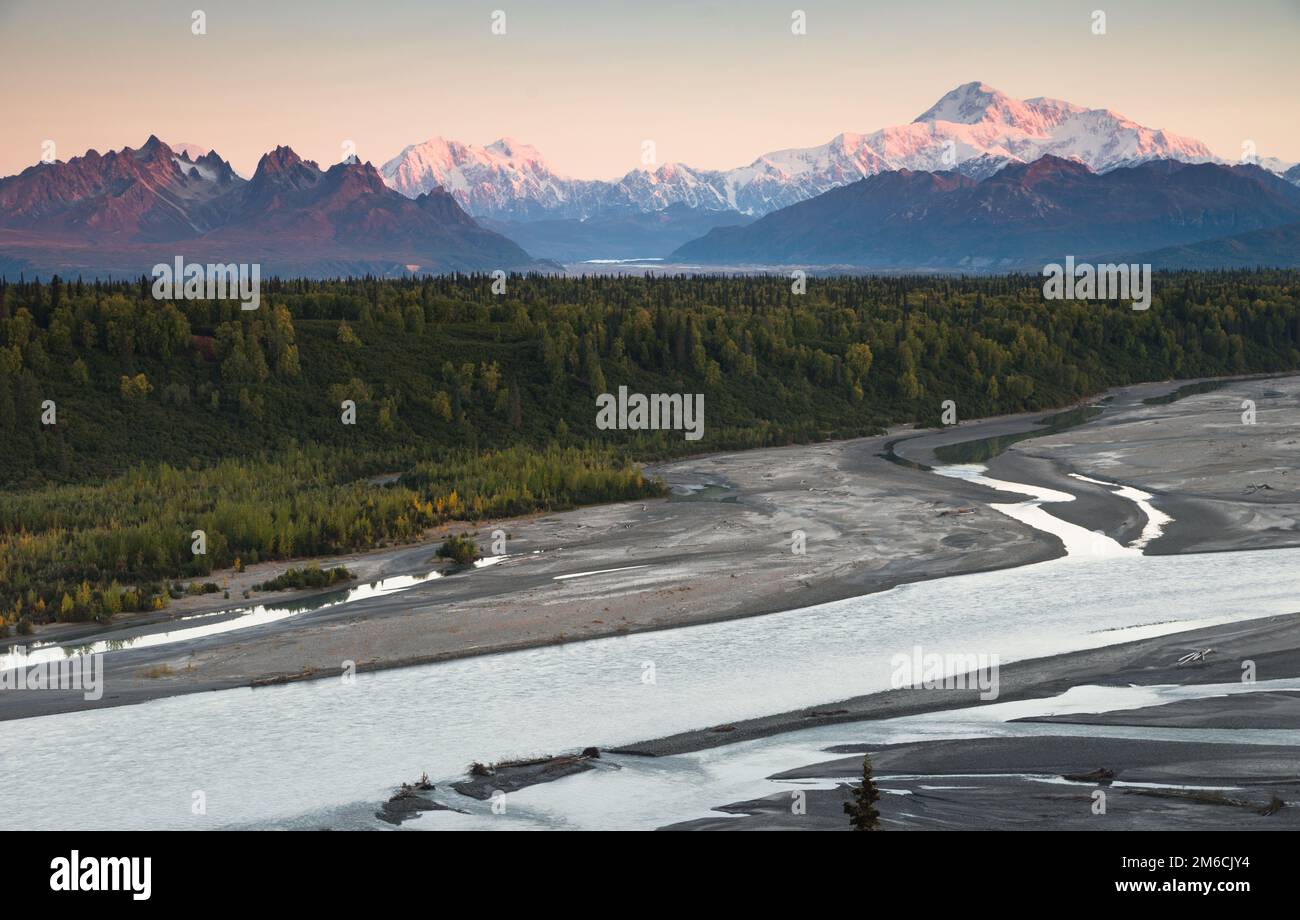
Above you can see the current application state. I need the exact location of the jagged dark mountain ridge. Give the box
[0,137,545,278]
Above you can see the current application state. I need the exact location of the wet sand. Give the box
[988,373,1300,555]
[668,759,1300,831]
[657,612,1300,830]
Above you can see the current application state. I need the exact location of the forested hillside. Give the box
[1,271,1298,629]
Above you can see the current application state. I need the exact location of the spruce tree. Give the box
[844,755,882,831]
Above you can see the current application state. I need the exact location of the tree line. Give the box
[1,270,1297,629]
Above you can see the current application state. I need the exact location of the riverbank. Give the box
[7,458,1300,828]
[2,373,1295,723]
[0,406,1061,721]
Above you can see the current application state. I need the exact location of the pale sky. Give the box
[1,0,1298,179]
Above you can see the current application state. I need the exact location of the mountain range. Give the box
[382,82,1242,226]
[2,82,1299,277]
[0,137,544,279]
[376,81,1295,260]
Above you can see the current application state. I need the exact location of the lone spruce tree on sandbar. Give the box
[844,755,882,831]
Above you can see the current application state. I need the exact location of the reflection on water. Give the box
[1142,379,1229,406]
[932,405,1103,464]
[1070,473,1172,550]
[935,463,1149,557]
[0,568,443,672]
[878,438,932,472]
[882,403,1102,470]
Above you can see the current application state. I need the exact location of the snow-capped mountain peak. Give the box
[381,136,593,220]
[485,137,548,165]
[913,80,1039,128]
[380,82,1277,221]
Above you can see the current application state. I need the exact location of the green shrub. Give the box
[436,534,479,566]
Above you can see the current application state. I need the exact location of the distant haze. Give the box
[1,0,1297,179]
